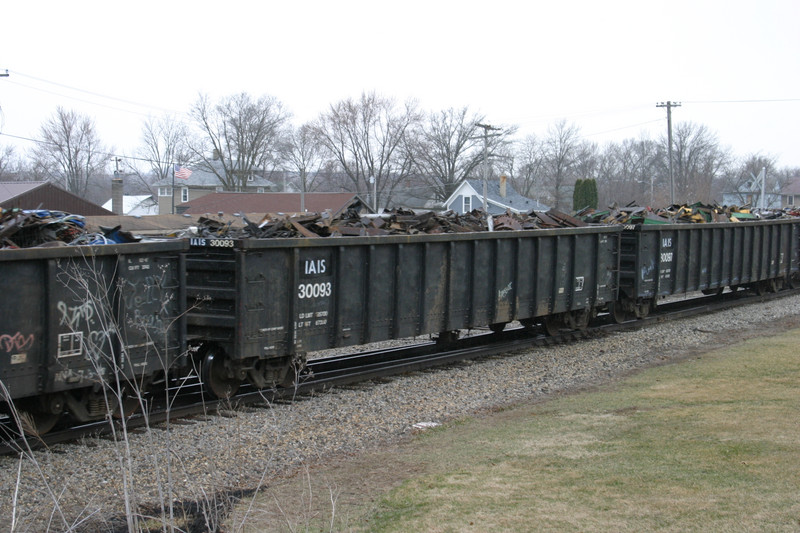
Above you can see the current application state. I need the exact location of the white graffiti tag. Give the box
[57,300,96,329]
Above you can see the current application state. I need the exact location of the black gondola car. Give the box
[185,226,622,397]
[0,241,186,434]
[613,219,800,321]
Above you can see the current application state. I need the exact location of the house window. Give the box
[257,187,264,193]
[787,195,794,206]
[463,196,471,213]
[247,175,254,182]
[158,187,172,197]
[181,187,189,203]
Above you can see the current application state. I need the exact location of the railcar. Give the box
[5,213,799,434]
[612,218,800,321]
[0,241,186,434]
[184,226,622,398]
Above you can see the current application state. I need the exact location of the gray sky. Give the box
[2,0,799,167]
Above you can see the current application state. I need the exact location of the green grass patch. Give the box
[362,329,800,532]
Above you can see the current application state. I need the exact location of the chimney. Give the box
[111,177,124,215]
[499,175,507,198]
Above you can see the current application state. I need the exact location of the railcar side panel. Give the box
[622,219,799,300]
[0,242,186,403]
[187,227,621,361]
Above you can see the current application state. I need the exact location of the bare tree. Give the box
[573,141,600,182]
[134,114,192,191]
[669,122,729,203]
[282,123,331,194]
[30,107,108,197]
[512,134,547,203]
[312,91,421,209]
[0,144,24,180]
[719,153,778,206]
[595,137,664,207]
[412,107,488,201]
[541,119,582,209]
[190,92,290,191]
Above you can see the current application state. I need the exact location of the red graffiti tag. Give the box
[1,332,35,353]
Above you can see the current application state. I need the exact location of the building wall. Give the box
[158,187,214,214]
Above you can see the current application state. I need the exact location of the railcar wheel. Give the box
[202,351,240,399]
[20,411,60,437]
[608,302,627,324]
[489,322,508,333]
[16,396,63,436]
[436,330,460,345]
[112,387,140,419]
[768,278,780,293]
[543,315,562,337]
[701,288,724,296]
[568,310,590,331]
[280,365,299,389]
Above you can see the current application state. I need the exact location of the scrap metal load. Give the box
[583,202,800,225]
[0,208,140,249]
[193,202,800,241]
[193,207,590,240]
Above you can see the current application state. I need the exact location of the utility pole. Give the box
[475,123,500,214]
[656,101,681,205]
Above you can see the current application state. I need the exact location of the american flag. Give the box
[174,164,192,180]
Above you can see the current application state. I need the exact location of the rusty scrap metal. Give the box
[581,202,800,225]
[0,208,142,249]
[191,207,605,240]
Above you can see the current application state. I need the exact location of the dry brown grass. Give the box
[236,328,800,532]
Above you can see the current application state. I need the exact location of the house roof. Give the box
[0,181,113,215]
[176,192,373,216]
[445,179,549,213]
[102,195,159,216]
[154,160,277,189]
[781,177,800,196]
[0,181,46,202]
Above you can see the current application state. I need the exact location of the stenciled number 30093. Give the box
[297,282,332,299]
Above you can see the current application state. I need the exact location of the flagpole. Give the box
[171,164,175,215]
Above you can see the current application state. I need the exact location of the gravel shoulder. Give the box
[2,294,799,532]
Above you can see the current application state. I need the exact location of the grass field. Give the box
[238,328,800,532]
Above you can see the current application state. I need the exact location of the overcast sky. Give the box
[2,0,798,169]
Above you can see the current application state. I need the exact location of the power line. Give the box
[12,70,182,116]
[683,98,800,104]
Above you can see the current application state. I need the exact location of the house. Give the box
[443,177,549,215]
[175,191,374,217]
[778,178,800,207]
[385,186,441,211]
[0,181,113,215]
[722,175,800,209]
[154,160,278,215]
[102,195,159,216]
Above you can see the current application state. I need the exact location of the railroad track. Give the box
[2,287,795,455]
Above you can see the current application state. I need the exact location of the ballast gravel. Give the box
[2,294,800,532]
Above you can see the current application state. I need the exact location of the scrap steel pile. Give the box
[582,202,800,225]
[192,207,591,240]
[0,208,140,249]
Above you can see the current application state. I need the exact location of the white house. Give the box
[443,177,549,215]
